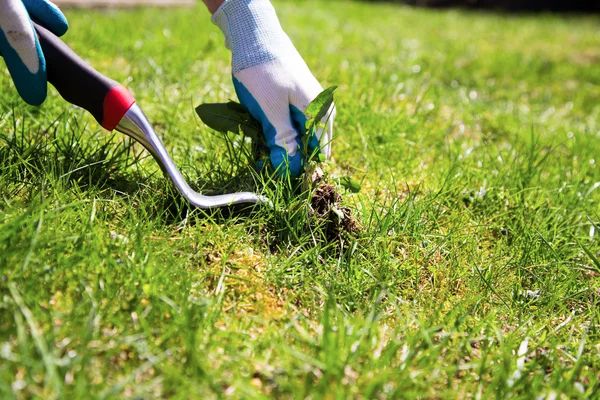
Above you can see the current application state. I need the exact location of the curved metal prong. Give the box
[116,104,270,209]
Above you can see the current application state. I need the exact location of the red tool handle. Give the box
[34,23,135,131]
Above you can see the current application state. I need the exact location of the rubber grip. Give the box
[34,23,134,130]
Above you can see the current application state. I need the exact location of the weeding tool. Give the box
[34,23,268,209]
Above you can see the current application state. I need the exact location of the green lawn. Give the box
[1,1,599,398]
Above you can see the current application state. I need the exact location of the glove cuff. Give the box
[212,0,291,73]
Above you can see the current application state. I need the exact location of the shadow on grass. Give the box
[0,113,147,190]
[0,117,266,224]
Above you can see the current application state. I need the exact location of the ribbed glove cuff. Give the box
[212,0,290,73]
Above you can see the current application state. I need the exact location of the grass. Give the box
[0,0,599,398]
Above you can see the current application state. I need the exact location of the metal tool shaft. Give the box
[116,105,268,208]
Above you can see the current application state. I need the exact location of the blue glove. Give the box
[0,0,68,105]
[212,0,335,178]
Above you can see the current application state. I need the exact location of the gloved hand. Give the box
[212,0,335,178]
[0,0,68,105]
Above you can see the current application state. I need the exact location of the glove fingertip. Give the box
[40,12,69,37]
[22,87,47,106]
[53,18,69,37]
[24,0,69,36]
[14,68,47,105]
[17,64,47,106]
[0,37,47,105]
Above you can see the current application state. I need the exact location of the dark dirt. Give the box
[310,182,360,242]
[311,183,341,217]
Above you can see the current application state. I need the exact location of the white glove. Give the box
[0,0,68,105]
[213,0,335,177]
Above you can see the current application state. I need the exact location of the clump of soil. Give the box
[309,169,360,242]
[311,183,341,216]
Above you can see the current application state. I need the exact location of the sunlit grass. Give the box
[0,1,598,398]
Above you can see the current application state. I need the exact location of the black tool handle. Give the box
[35,23,135,131]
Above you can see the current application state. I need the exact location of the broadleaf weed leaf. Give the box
[305,86,337,133]
[338,176,361,193]
[195,102,262,142]
[196,101,267,159]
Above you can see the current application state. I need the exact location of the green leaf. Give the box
[338,176,361,193]
[195,102,263,143]
[305,86,337,132]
